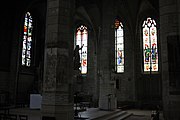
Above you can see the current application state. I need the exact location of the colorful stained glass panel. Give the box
[75,25,88,74]
[22,12,33,67]
[115,19,124,73]
[142,17,158,72]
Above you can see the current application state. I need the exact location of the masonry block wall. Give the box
[160,0,180,119]
[41,0,74,119]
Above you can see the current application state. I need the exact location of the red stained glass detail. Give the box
[82,59,87,66]
[24,26,27,32]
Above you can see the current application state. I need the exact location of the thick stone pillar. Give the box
[41,0,74,119]
[160,0,180,119]
[99,1,117,110]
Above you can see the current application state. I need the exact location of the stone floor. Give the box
[8,108,120,120]
[1,107,164,120]
[125,109,164,120]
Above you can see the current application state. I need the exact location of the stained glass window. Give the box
[22,12,33,67]
[75,25,88,74]
[142,17,158,72]
[115,18,124,73]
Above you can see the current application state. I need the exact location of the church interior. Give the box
[0,0,180,119]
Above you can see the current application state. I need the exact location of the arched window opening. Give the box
[75,25,88,74]
[115,18,124,73]
[142,17,158,72]
[22,12,33,67]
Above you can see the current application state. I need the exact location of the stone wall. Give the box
[160,0,180,119]
[41,0,74,119]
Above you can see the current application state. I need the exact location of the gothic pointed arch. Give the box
[115,18,124,73]
[142,17,158,72]
[22,12,33,67]
[74,24,88,74]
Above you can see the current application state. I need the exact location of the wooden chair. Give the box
[19,115,28,120]
[0,113,6,120]
[0,107,10,114]
[42,116,55,120]
[6,114,17,120]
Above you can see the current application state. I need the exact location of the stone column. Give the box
[41,0,74,119]
[99,1,117,110]
[159,0,180,119]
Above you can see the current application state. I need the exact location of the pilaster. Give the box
[160,0,180,119]
[41,0,74,119]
